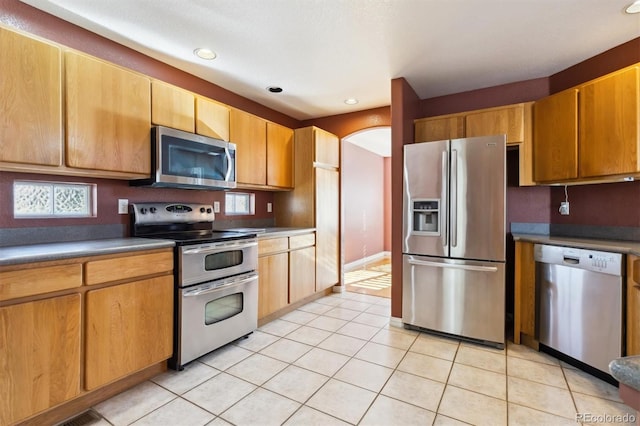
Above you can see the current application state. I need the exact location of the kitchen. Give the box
[1,0,640,425]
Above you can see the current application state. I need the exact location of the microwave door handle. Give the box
[225,147,232,182]
[183,274,258,297]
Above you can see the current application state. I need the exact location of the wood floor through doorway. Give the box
[344,258,391,298]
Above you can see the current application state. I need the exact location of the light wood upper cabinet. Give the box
[196,96,230,141]
[466,104,525,144]
[65,51,151,175]
[533,89,579,182]
[151,80,195,132]
[415,116,465,143]
[315,127,340,167]
[230,108,267,186]
[85,275,173,390]
[628,254,640,356]
[0,294,81,425]
[267,122,294,188]
[0,27,62,167]
[579,66,640,178]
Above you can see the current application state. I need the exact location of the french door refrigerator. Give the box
[402,135,506,348]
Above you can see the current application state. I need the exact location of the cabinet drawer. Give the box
[0,263,82,302]
[258,237,288,256]
[84,251,173,285]
[290,233,315,249]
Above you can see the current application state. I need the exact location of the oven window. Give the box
[204,251,243,270]
[205,293,243,325]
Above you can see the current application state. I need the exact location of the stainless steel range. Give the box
[131,202,258,370]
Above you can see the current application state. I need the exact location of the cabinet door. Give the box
[258,252,288,318]
[415,116,465,142]
[151,80,195,132]
[628,255,640,356]
[267,122,294,188]
[466,104,525,144]
[0,28,62,166]
[85,276,173,390]
[0,294,81,425]
[314,127,340,167]
[316,168,339,291]
[579,66,640,178]
[290,246,316,303]
[65,51,151,175]
[230,108,266,185]
[196,97,230,141]
[514,241,536,345]
[533,89,578,182]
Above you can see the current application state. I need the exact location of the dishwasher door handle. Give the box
[563,256,580,265]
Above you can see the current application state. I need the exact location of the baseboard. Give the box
[389,316,404,329]
[344,251,391,272]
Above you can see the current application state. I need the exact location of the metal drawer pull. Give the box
[408,258,498,272]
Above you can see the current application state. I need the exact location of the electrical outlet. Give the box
[118,199,129,214]
[267,202,273,213]
[213,201,221,213]
[559,201,570,215]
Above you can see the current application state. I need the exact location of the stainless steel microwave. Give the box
[132,126,236,190]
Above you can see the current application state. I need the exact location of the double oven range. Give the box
[132,202,258,370]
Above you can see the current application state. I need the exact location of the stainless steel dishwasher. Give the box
[535,244,624,374]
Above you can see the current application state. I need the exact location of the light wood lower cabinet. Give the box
[290,246,316,304]
[628,255,640,356]
[0,294,81,426]
[514,241,536,346]
[258,251,289,318]
[85,276,173,390]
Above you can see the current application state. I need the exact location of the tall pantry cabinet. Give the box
[275,127,340,292]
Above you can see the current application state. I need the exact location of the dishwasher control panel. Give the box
[534,244,623,276]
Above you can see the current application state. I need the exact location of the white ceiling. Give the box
[20,0,640,121]
[344,127,391,157]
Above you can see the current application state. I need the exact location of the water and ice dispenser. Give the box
[411,199,440,235]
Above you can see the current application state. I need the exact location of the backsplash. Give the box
[0,171,275,245]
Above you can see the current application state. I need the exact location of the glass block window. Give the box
[14,180,96,218]
[225,192,255,215]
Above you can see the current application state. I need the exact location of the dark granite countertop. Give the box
[512,233,640,256]
[610,357,640,391]
[0,238,175,266]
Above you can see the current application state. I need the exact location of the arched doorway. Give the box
[341,126,392,298]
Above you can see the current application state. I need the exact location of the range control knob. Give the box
[207,208,212,214]
[200,207,206,213]
[149,207,157,214]
[140,207,147,214]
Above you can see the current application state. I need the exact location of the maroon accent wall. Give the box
[302,107,391,139]
[0,172,274,232]
[390,78,421,318]
[549,181,640,227]
[0,0,300,129]
[384,157,392,252]
[421,78,549,117]
[550,37,640,94]
[342,143,385,264]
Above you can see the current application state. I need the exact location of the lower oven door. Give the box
[179,272,258,367]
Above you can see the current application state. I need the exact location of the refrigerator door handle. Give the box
[407,258,498,273]
[441,150,448,248]
[450,149,458,248]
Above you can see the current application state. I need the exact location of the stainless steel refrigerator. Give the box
[402,135,506,348]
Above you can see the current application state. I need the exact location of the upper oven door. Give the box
[155,126,236,189]
[179,238,258,286]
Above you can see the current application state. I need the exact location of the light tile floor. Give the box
[92,291,637,426]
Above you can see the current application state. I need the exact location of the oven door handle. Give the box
[182,241,258,255]
[183,274,258,297]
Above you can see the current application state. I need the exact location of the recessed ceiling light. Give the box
[193,48,216,60]
[344,98,359,105]
[625,0,640,13]
[267,86,283,93]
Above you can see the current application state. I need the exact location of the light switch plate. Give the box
[118,199,128,214]
[213,201,220,213]
[267,202,273,213]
